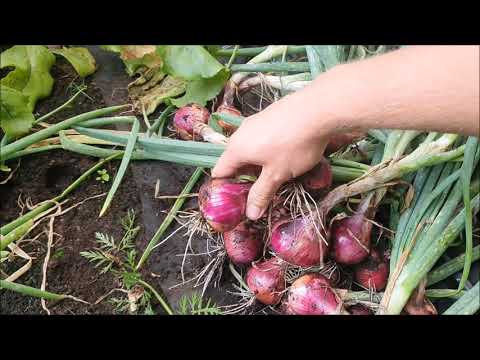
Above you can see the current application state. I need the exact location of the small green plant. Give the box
[52,249,65,260]
[177,292,223,315]
[80,209,157,314]
[96,169,110,183]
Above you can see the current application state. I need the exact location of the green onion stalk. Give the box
[222,46,290,107]
[427,245,480,286]
[318,133,463,216]
[378,139,479,314]
[443,282,479,315]
[0,279,87,304]
[215,46,306,58]
[0,105,129,162]
[379,189,480,314]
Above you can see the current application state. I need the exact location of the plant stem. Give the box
[216,46,306,57]
[148,105,174,137]
[228,263,249,291]
[443,282,479,315]
[0,279,66,301]
[99,120,140,217]
[2,145,63,161]
[226,45,239,69]
[0,105,129,161]
[35,86,87,124]
[0,219,34,251]
[230,62,309,73]
[427,245,480,286]
[319,134,460,215]
[137,279,173,315]
[135,167,204,270]
[380,193,480,314]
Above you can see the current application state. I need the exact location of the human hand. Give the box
[212,87,336,221]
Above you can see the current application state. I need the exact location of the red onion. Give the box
[215,104,241,134]
[223,222,262,265]
[246,258,286,305]
[330,195,375,265]
[270,217,328,267]
[283,274,346,315]
[354,249,389,291]
[173,104,210,140]
[298,157,333,197]
[198,178,251,232]
[348,304,373,315]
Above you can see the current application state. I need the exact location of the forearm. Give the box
[300,45,479,137]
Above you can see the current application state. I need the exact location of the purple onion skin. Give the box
[173,104,210,140]
[246,258,286,305]
[198,178,251,232]
[330,214,372,265]
[223,222,262,265]
[348,304,373,315]
[284,274,344,315]
[354,249,389,291]
[299,157,333,197]
[270,217,328,267]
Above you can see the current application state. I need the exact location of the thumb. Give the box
[246,168,285,220]
[211,148,242,179]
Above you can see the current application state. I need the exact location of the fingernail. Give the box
[246,204,263,220]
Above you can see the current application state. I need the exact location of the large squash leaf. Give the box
[0,45,55,111]
[157,45,224,80]
[0,45,55,137]
[51,47,97,77]
[0,86,35,137]
[170,69,229,107]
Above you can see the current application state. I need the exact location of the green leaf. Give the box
[170,69,229,108]
[157,45,224,80]
[0,86,35,137]
[51,47,97,77]
[0,45,55,111]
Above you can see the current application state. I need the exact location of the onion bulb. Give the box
[283,274,346,315]
[198,178,251,232]
[270,217,328,267]
[223,222,262,265]
[246,258,286,305]
[173,104,210,140]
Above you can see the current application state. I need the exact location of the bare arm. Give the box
[212,45,480,220]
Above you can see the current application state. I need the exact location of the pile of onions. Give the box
[270,217,328,267]
[246,258,286,305]
[198,178,252,232]
[173,104,210,140]
[223,222,262,265]
[330,194,375,265]
[354,249,389,291]
[298,157,333,197]
[283,274,346,315]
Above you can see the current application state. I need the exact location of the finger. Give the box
[246,168,286,220]
[211,148,243,179]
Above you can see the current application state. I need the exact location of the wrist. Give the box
[304,64,362,139]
